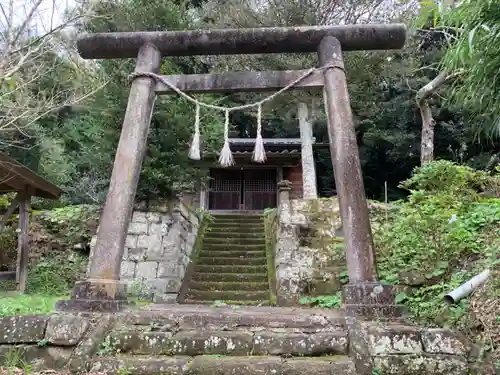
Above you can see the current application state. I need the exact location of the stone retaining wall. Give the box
[0,313,104,372]
[275,198,345,305]
[350,321,471,375]
[88,199,200,300]
[274,198,388,305]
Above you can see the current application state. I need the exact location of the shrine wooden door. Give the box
[208,169,241,210]
[243,169,277,210]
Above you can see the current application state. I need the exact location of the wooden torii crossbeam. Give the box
[58,24,407,315]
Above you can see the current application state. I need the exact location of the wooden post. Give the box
[16,188,30,293]
[56,44,162,312]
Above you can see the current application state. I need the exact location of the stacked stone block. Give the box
[89,200,200,299]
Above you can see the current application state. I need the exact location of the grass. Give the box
[0,292,68,317]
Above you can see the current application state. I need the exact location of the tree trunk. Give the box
[419,99,435,164]
[416,70,461,165]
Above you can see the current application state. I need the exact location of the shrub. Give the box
[375,161,500,325]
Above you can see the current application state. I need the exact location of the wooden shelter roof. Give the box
[0,152,63,200]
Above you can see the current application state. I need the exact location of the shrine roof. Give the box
[228,138,311,146]
[0,152,63,200]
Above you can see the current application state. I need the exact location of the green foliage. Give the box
[438,0,500,135]
[4,0,497,206]
[375,161,500,325]
[0,228,17,270]
[2,346,33,372]
[97,335,120,356]
[26,253,88,295]
[0,294,62,317]
[35,204,100,247]
[299,293,342,308]
[400,160,499,198]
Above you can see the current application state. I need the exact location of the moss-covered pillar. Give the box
[298,102,318,200]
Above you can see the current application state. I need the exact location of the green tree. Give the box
[0,0,103,171]
[439,0,500,136]
[61,0,226,202]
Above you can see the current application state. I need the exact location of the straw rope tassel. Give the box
[219,109,234,167]
[188,103,201,160]
[252,104,266,163]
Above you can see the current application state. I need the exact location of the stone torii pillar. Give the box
[57,24,407,315]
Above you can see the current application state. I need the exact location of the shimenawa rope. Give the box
[130,65,334,167]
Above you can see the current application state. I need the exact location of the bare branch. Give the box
[10,0,44,49]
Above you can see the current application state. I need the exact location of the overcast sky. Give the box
[1,0,76,35]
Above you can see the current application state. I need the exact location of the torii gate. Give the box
[57,24,407,315]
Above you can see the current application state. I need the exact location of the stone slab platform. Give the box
[88,355,357,375]
[0,305,472,375]
[120,303,347,331]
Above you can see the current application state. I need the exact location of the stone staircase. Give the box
[180,214,271,305]
[89,304,355,375]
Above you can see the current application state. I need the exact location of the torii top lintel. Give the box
[77,23,407,59]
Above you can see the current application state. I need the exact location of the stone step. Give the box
[196,257,267,266]
[191,272,269,282]
[188,280,269,291]
[198,250,267,258]
[203,237,265,245]
[122,304,347,330]
[107,329,348,356]
[208,223,264,230]
[181,299,272,306]
[201,243,266,251]
[194,265,268,274]
[212,215,263,221]
[185,289,269,301]
[203,232,266,239]
[89,355,356,375]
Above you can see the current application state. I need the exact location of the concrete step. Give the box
[194,265,268,274]
[188,280,269,291]
[106,329,348,356]
[198,250,267,258]
[191,272,269,283]
[184,289,269,301]
[196,256,267,266]
[89,355,356,375]
[203,237,265,245]
[201,243,266,251]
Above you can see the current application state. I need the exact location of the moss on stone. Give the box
[192,273,268,282]
[189,281,270,291]
[194,265,268,274]
[185,290,269,301]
